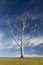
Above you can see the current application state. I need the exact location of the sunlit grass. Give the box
[0,57,43,65]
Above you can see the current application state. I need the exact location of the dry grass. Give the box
[0,57,43,65]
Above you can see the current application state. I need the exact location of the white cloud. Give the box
[23,35,43,47]
[0,32,19,49]
[12,35,43,47]
[5,45,13,49]
[0,31,15,49]
[0,30,43,50]
[27,36,43,46]
[24,54,43,57]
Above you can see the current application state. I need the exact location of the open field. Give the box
[0,57,43,65]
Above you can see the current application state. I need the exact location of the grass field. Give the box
[0,57,43,65]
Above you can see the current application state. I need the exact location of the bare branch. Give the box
[6,15,21,47]
[24,26,34,44]
[23,24,29,29]
[14,37,21,47]
[14,24,22,32]
[17,12,28,26]
[9,25,21,47]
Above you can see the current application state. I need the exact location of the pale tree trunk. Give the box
[21,46,24,58]
[21,34,24,58]
[21,24,24,58]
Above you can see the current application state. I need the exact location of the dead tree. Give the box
[5,13,38,58]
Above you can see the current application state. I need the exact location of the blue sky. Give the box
[0,0,43,57]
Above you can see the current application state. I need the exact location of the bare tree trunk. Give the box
[21,46,24,58]
[21,25,24,58]
[21,32,24,58]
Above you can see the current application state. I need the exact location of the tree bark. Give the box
[20,24,24,58]
[21,46,24,58]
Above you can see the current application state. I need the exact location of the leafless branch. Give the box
[14,37,21,47]
[23,24,29,29]
[24,23,37,43]
[6,15,21,47]
[14,24,22,32]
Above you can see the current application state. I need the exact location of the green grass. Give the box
[0,57,43,65]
